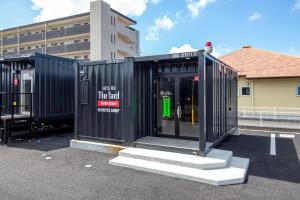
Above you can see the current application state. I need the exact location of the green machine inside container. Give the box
[162,96,171,118]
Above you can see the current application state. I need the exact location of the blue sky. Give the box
[0,0,300,57]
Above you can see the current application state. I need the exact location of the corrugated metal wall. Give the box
[134,62,156,140]
[0,53,75,121]
[205,56,238,143]
[75,58,137,142]
[33,53,74,120]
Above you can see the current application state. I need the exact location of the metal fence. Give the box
[238,106,300,130]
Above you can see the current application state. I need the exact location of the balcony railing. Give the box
[3,51,18,57]
[46,42,90,54]
[1,42,90,58]
[3,37,18,46]
[20,48,45,55]
[20,33,46,43]
[47,29,65,39]
[66,42,90,52]
[47,45,66,54]
[1,24,90,46]
[66,24,90,36]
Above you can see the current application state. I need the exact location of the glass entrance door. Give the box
[21,70,33,114]
[178,76,199,138]
[156,75,199,139]
[157,77,176,136]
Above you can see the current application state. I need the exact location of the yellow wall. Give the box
[238,77,300,108]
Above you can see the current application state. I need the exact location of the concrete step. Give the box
[119,148,232,170]
[109,156,250,186]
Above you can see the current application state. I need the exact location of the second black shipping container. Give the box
[0,53,75,127]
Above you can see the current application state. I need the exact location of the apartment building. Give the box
[0,0,139,61]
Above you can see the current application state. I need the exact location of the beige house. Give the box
[221,46,300,111]
[0,0,139,61]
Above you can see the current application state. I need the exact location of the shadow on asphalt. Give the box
[218,133,300,184]
[4,129,73,152]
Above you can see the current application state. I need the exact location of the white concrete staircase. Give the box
[109,148,249,186]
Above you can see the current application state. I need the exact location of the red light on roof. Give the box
[206,41,212,47]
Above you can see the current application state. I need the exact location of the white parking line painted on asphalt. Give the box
[279,134,295,139]
[270,134,276,156]
[45,157,52,160]
[85,164,92,168]
[240,129,300,135]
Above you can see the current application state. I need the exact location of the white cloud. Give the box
[169,44,231,57]
[248,12,262,22]
[170,44,197,53]
[291,0,300,12]
[31,0,92,22]
[211,45,232,58]
[31,0,159,22]
[150,0,162,5]
[146,15,174,41]
[186,0,216,18]
[288,48,300,56]
[103,0,148,16]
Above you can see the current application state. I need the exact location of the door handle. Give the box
[177,105,181,119]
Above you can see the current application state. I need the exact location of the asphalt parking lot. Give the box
[0,130,299,200]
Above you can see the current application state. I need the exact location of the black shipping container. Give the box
[0,53,75,124]
[75,51,238,155]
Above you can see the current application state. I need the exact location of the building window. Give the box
[114,17,116,26]
[84,55,89,60]
[297,86,300,97]
[114,35,116,44]
[74,23,81,27]
[27,46,31,50]
[74,40,81,44]
[111,16,113,25]
[74,56,81,59]
[241,87,251,96]
[84,39,89,42]
[111,34,113,43]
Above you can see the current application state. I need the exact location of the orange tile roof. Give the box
[220,46,300,78]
